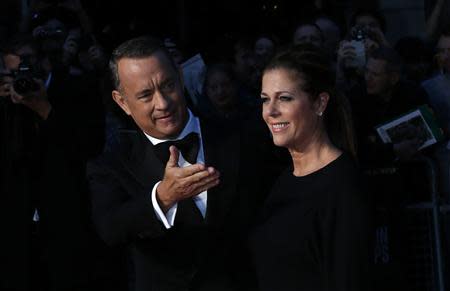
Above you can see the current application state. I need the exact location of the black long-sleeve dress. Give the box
[249,153,370,291]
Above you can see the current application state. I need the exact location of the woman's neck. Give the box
[289,133,341,177]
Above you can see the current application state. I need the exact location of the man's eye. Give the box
[138,93,151,100]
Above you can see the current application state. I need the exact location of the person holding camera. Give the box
[1,34,105,291]
[0,47,42,291]
[336,9,392,92]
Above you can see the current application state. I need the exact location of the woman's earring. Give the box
[317,111,323,116]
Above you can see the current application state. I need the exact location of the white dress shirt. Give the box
[144,110,207,229]
[33,72,53,223]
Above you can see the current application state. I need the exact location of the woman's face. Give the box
[205,70,237,110]
[293,25,323,48]
[261,68,322,150]
[255,37,275,60]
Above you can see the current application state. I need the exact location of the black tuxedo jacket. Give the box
[88,119,277,291]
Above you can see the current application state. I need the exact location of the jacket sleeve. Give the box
[87,158,168,246]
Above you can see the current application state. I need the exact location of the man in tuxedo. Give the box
[88,36,279,291]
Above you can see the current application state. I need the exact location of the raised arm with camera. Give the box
[9,56,52,119]
[336,12,391,92]
[336,27,368,91]
[3,33,104,157]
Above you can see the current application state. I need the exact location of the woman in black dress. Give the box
[249,44,370,291]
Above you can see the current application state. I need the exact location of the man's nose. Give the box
[154,90,170,110]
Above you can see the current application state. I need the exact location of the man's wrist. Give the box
[151,181,176,228]
[156,183,174,213]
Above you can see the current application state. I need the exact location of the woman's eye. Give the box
[260,97,269,104]
[279,95,293,101]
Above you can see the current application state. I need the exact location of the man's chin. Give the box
[153,111,188,139]
[162,123,185,139]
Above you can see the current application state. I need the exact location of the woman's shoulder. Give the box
[325,152,366,205]
[309,151,359,183]
[272,152,358,187]
[330,152,359,176]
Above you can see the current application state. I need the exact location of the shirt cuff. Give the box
[151,181,178,229]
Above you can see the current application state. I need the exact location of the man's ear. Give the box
[315,92,330,116]
[112,90,131,116]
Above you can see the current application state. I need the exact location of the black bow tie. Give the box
[153,132,200,165]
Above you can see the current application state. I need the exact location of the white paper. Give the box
[181,54,206,106]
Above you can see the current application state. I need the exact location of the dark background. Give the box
[1,0,381,55]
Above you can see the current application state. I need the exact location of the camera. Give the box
[352,26,369,41]
[344,25,369,69]
[13,57,43,96]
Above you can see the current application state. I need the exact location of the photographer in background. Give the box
[1,32,105,291]
[336,9,391,92]
[347,46,431,291]
[0,44,40,291]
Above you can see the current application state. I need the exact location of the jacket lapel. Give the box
[120,130,165,191]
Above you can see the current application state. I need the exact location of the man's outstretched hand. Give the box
[156,146,220,213]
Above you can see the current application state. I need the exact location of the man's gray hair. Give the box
[109,36,177,90]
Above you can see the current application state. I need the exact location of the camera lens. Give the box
[13,77,39,96]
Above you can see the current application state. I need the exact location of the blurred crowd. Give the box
[0,0,449,291]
